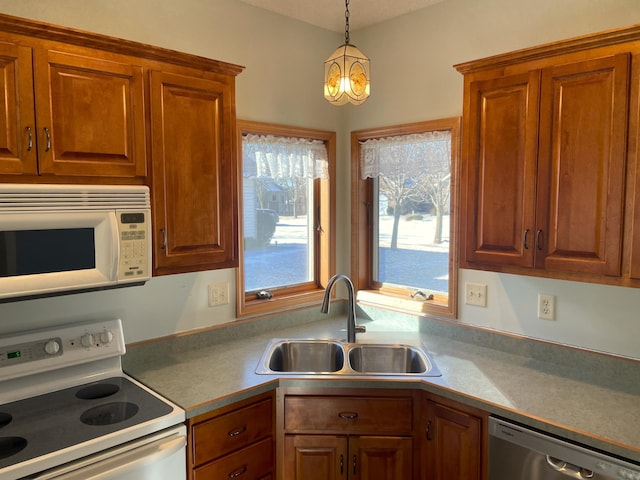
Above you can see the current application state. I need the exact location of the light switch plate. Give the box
[465,282,487,307]
[208,282,229,307]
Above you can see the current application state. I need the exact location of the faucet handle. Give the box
[355,325,366,334]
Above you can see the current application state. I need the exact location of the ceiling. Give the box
[237,0,447,33]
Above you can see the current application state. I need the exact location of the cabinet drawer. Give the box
[284,396,413,435]
[193,437,272,480]
[192,398,272,465]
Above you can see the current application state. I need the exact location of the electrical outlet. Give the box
[465,282,487,307]
[538,293,555,320]
[208,282,229,307]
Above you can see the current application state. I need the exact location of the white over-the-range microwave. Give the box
[0,184,152,302]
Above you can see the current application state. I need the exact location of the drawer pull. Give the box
[425,420,432,441]
[227,425,247,437]
[340,454,344,475]
[338,412,358,420]
[353,454,357,475]
[228,465,247,478]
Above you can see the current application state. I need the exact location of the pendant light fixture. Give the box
[324,0,370,106]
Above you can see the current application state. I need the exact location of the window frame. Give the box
[236,120,336,318]
[350,117,461,318]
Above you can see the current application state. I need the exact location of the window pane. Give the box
[371,134,452,295]
[243,160,315,292]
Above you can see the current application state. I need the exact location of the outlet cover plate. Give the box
[538,293,555,320]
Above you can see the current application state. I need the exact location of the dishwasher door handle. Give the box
[546,455,594,479]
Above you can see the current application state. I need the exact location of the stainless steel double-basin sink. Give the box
[255,338,441,377]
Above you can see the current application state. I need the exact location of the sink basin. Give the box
[256,338,441,377]
[262,339,344,373]
[348,344,431,374]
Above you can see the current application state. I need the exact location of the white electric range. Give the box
[0,319,186,480]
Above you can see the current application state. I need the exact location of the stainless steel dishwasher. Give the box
[489,417,640,480]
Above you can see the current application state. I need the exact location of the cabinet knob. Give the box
[523,229,529,250]
[426,420,432,440]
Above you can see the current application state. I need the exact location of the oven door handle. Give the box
[28,431,186,479]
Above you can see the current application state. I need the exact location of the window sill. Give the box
[238,288,326,319]
[357,289,455,319]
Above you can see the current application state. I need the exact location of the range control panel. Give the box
[0,319,125,382]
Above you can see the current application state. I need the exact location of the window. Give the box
[351,117,460,318]
[237,120,336,317]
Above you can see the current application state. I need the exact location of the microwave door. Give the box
[0,211,118,300]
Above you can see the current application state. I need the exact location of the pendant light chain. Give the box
[344,0,350,45]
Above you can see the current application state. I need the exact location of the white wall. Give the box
[0,0,639,359]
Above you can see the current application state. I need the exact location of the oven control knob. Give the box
[81,333,95,348]
[100,330,114,345]
[44,339,60,355]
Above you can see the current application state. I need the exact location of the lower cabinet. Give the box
[190,388,487,480]
[279,390,417,480]
[187,392,274,480]
[421,393,487,480]
[284,434,412,479]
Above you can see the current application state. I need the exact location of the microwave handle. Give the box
[110,212,120,280]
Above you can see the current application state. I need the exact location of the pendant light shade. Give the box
[324,0,370,106]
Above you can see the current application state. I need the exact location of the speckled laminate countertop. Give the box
[122,308,640,463]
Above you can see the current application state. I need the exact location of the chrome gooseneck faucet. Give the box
[320,274,365,343]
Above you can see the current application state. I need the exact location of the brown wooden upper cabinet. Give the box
[0,34,146,179]
[150,70,239,275]
[456,25,640,286]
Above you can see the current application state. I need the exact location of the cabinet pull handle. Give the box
[426,420,432,441]
[353,454,357,475]
[26,126,33,151]
[43,127,51,152]
[227,465,247,478]
[227,425,247,437]
[523,229,529,250]
[338,412,358,420]
[160,228,167,250]
[340,454,344,475]
[536,230,543,250]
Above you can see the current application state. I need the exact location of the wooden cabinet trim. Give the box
[0,13,244,76]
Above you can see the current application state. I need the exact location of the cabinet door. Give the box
[350,436,412,480]
[33,48,146,177]
[462,71,540,267]
[537,54,629,275]
[424,401,482,480]
[0,41,37,175]
[150,70,238,274]
[283,435,347,480]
